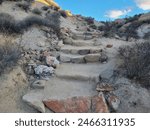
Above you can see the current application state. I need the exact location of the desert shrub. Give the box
[41,6,49,11]
[143,32,150,39]
[0,13,18,33]
[0,40,21,75]
[32,8,42,15]
[125,21,141,39]
[0,0,33,5]
[89,24,97,29]
[98,21,124,37]
[0,13,60,34]
[125,20,150,40]
[84,17,94,25]
[45,12,61,35]
[124,14,142,23]
[16,1,30,12]
[119,42,150,87]
[98,14,150,40]
[19,16,50,29]
[58,10,67,18]
[0,0,3,4]
[25,0,34,2]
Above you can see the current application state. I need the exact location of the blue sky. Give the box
[55,0,150,21]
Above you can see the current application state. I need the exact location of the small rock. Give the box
[57,40,64,47]
[107,94,120,111]
[34,65,54,78]
[29,76,35,81]
[114,34,120,39]
[46,56,59,67]
[24,54,30,60]
[27,66,35,75]
[17,59,25,65]
[106,44,113,48]
[31,80,46,89]
[56,40,64,51]
[37,42,45,47]
[43,51,51,57]
[96,82,114,92]
[102,61,107,64]
[46,33,51,38]
[28,60,36,67]
[63,37,73,45]
[60,55,71,63]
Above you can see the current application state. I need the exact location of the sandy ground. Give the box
[0,66,37,113]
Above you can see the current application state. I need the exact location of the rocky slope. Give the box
[0,0,150,113]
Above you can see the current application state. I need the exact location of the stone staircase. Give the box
[23,30,114,113]
[42,31,112,112]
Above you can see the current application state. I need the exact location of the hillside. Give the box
[0,0,150,113]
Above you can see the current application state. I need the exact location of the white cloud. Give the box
[105,9,132,19]
[135,0,150,10]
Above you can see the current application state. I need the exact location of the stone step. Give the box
[60,53,85,63]
[61,45,103,55]
[55,63,110,82]
[59,53,102,63]
[64,38,96,46]
[72,33,93,40]
[71,31,101,40]
[44,77,97,100]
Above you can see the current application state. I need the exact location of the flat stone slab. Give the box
[55,63,111,82]
[44,97,91,113]
[22,90,45,113]
[44,78,97,100]
[43,95,109,113]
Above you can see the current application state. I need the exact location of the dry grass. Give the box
[0,12,60,34]
[119,41,150,87]
[0,35,21,75]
